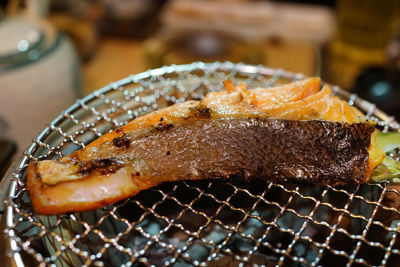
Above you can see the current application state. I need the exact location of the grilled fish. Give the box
[27,78,385,214]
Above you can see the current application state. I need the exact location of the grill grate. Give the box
[3,62,400,267]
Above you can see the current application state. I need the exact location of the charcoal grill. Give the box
[2,62,400,267]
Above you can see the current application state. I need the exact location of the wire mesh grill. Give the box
[3,62,400,267]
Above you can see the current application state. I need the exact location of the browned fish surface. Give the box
[27,78,385,214]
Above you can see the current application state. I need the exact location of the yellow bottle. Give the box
[324,0,400,89]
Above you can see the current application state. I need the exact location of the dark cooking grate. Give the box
[3,62,400,267]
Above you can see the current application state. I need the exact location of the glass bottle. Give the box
[324,0,400,89]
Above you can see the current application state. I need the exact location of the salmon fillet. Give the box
[27,78,385,214]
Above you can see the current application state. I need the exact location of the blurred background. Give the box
[0,0,400,162]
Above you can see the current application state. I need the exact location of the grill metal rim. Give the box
[2,61,400,267]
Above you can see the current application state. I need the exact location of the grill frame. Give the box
[2,62,400,267]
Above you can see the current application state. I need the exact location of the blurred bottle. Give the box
[324,0,400,89]
[352,34,400,120]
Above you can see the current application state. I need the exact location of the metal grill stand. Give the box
[2,62,400,267]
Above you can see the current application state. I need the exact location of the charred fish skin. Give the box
[115,118,375,186]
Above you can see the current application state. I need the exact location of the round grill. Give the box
[2,62,400,266]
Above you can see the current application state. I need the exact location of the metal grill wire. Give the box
[3,62,400,267]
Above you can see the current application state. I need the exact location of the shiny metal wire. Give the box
[2,62,400,267]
